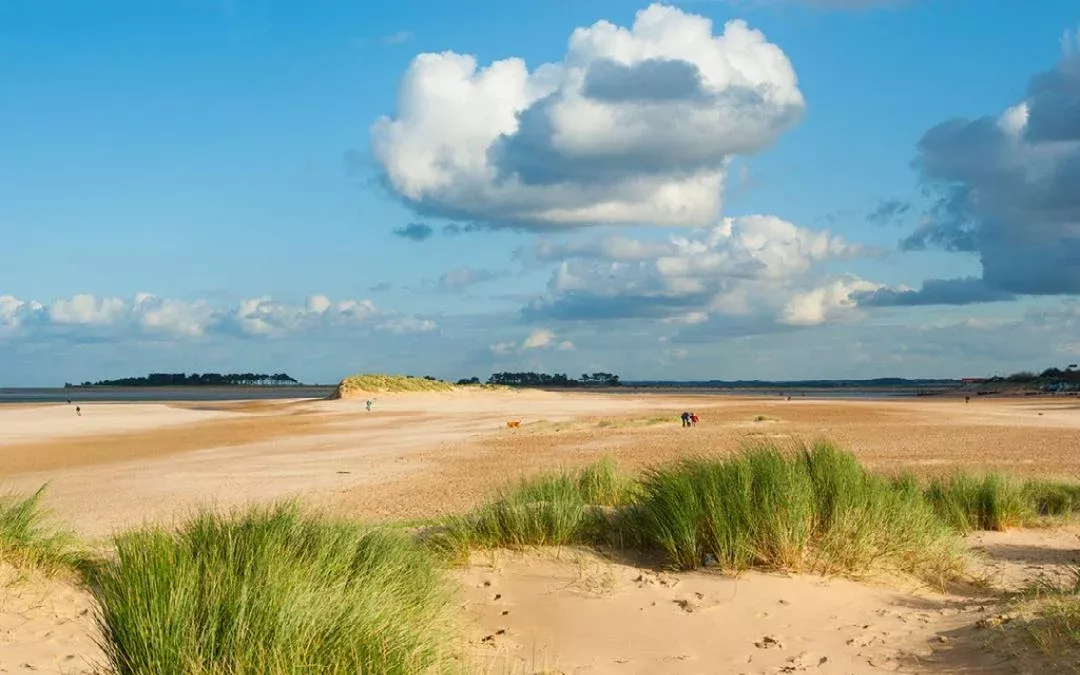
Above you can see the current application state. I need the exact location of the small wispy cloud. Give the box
[380,30,414,45]
[436,267,501,293]
[867,199,912,227]
[393,223,435,242]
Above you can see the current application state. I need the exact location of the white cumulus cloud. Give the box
[372,3,804,229]
[522,328,557,349]
[489,328,569,355]
[783,277,881,326]
[524,215,875,331]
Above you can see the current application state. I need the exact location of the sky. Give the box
[2,0,1079,386]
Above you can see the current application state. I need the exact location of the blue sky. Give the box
[2,0,1079,386]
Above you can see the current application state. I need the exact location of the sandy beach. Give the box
[3,390,1080,673]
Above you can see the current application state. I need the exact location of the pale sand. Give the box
[3,390,1080,673]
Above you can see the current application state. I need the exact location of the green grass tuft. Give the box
[924,473,1032,532]
[1022,480,1080,519]
[577,457,637,507]
[625,442,963,584]
[0,485,86,576]
[90,503,455,675]
[426,458,636,561]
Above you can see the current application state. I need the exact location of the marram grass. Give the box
[626,442,963,585]
[426,445,967,586]
[331,373,455,398]
[89,503,456,675]
[0,485,86,576]
[424,458,638,563]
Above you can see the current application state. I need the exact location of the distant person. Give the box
[66,398,71,405]
[681,411,690,427]
[965,395,971,404]
[690,413,699,427]
[366,399,373,412]
[75,406,81,417]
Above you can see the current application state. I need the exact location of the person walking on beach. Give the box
[690,413,699,427]
[365,399,374,412]
[681,411,690,427]
[75,406,81,417]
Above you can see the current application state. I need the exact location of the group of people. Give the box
[680,411,699,427]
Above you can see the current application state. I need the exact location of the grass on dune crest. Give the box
[331,373,455,398]
[427,446,966,585]
[0,486,86,576]
[627,442,963,584]
[427,444,1080,584]
[89,503,456,675]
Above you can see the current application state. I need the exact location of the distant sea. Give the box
[0,386,337,404]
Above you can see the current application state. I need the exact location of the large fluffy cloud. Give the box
[885,34,1080,303]
[523,215,877,330]
[0,292,406,341]
[371,4,804,229]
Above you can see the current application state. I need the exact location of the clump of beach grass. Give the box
[578,457,638,506]
[90,503,455,675]
[752,415,781,422]
[924,473,1032,532]
[426,458,637,563]
[625,442,963,584]
[0,486,86,576]
[1022,480,1080,520]
[596,415,672,429]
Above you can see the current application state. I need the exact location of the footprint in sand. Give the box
[755,635,785,649]
[673,598,698,613]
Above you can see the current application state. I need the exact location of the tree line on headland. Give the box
[457,372,621,387]
[66,373,301,388]
[986,364,1080,393]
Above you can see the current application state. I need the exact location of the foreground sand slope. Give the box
[461,527,1080,674]
[6,527,1079,675]
[0,567,101,675]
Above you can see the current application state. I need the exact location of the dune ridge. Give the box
[328,373,455,399]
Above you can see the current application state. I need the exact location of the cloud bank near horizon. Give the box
[522,215,879,333]
[0,292,437,341]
